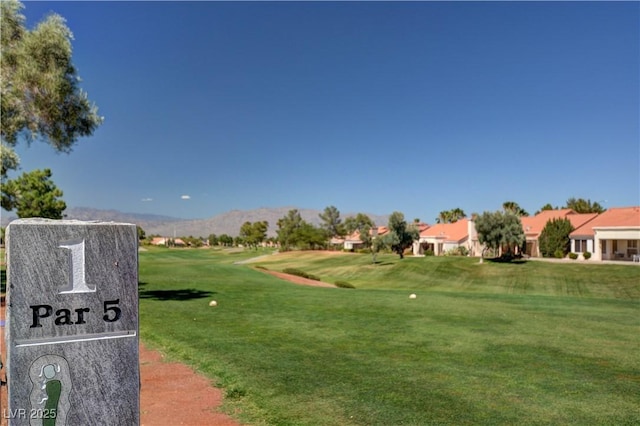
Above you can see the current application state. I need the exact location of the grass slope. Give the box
[139,248,639,425]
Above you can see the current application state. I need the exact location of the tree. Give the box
[252,221,268,247]
[502,201,529,217]
[436,208,466,224]
[240,221,268,249]
[564,197,605,214]
[276,209,327,251]
[137,226,146,241]
[535,203,556,215]
[218,234,233,246]
[208,233,218,246]
[387,211,419,259]
[319,205,345,239]
[369,232,391,264]
[343,213,375,250]
[1,168,66,218]
[539,218,573,258]
[1,0,103,176]
[475,211,525,260]
[276,209,304,251]
[182,235,203,248]
[294,222,326,250]
[239,221,253,246]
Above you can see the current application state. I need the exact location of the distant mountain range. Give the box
[1,207,390,238]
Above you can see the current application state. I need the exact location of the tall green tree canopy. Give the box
[277,209,303,251]
[319,205,345,238]
[276,209,326,251]
[294,222,327,250]
[475,210,525,258]
[539,218,574,258]
[343,213,374,235]
[1,0,103,175]
[564,197,605,214]
[218,234,233,246]
[387,211,419,259]
[1,168,66,219]
[240,220,269,249]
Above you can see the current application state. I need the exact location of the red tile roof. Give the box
[570,206,640,237]
[520,209,599,238]
[415,223,430,233]
[567,213,599,230]
[419,219,469,243]
[345,226,390,243]
[520,209,574,237]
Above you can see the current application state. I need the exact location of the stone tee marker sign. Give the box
[5,219,139,425]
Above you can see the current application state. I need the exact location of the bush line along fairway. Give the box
[138,248,639,425]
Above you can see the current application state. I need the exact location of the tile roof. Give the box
[566,213,599,231]
[570,206,640,237]
[520,209,575,237]
[520,209,599,238]
[419,219,469,243]
[415,223,430,233]
[345,226,390,243]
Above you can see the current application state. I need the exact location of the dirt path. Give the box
[255,268,337,288]
[140,343,241,426]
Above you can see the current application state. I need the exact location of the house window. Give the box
[575,239,588,253]
[601,240,607,254]
[627,240,638,258]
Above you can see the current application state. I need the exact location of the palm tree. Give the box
[502,201,528,217]
[565,197,605,214]
[436,208,466,224]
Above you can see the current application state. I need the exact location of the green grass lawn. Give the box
[139,248,640,425]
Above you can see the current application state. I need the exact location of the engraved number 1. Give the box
[59,240,96,294]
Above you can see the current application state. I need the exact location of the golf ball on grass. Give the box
[209,300,218,307]
[409,294,417,299]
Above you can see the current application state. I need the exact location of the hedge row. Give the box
[282,268,321,281]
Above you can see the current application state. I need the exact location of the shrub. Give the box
[554,249,565,259]
[445,246,469,256]
[539,218,573,258]
[583,251,592,260]
[334,280,355,289]
[425,249,434,256]
[568,252,578,260]
[282,268,320,281]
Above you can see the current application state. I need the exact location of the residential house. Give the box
[150,237,186,247]
[412,218,481,256]
[341,226,390,251]
[520,209,598,257]
[569,206,640,261]
[150,237,169,246]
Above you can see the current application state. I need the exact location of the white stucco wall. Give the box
[592,227,640,261]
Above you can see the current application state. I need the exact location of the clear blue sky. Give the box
[8,1,640,222]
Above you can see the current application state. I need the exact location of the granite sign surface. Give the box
[5,219,139,425]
